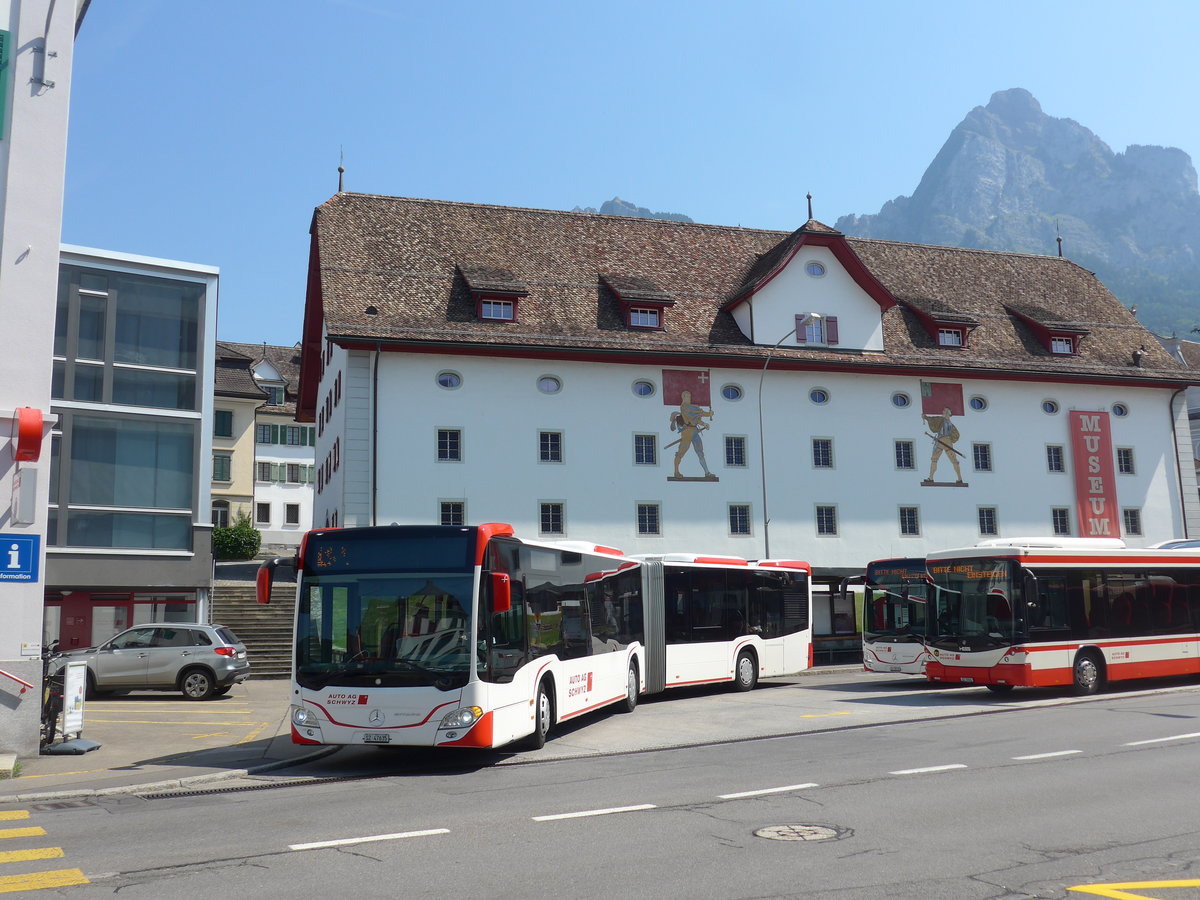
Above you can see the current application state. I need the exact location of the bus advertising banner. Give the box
[1069,410,1121,538]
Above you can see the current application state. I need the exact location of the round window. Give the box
[891,392,910,409]
[537,376,562,395]
[805,261,826,277]
[1112,402,1129,417]
[632,380,655,398]
[437,371,462,390]
[969,396,988,411]
[810,388,830,405]
[721,384,743,402]
[1042,400,1060,415]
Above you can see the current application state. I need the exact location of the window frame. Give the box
[439,500,466,526]
[633,433,658,466]
[727,504,752,536]
[811,437,834,469]
[972,442,993,472]
[1122,508,1143,536]
[977,506,998,536]
[212,452,232,483]
[1046,444,1065,473]
[539,501,566,536]
[1116,447,1135,475]
[898,505,921,537]
[724,435,748,468]
[437,428,463,462]
[636,503,661,536]
[894,439,915,471]
[815,505,838,536]
[1051,507,1072,536]
[538,430,564,464]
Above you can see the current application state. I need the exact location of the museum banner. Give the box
[1069,410,1121,538]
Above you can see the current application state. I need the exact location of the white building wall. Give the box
[363,351,1185,569]
[254,415,315,548]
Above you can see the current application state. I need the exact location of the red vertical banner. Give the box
[662,369,711,405]
[919,381,964,416]
[1069,410,1121,538]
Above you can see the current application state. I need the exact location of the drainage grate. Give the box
[754,824,851,842]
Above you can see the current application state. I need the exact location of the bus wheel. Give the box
[1072,651,1105,695]
[733,651,758,692]
[986,684,1014,694]
[620,663,639,713]
[523,682,553,750]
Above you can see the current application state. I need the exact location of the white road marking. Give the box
[289,828,450,850]
[718,783,819,799]
[1124,731,1200,746]
[1012,750,1082,760]
[889,764,967,775]
[532,804,656,822]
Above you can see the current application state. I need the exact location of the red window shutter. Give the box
[825,316,839,345]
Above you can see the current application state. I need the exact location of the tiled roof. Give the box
[306,193,1191,384]
[213,343,264,399]
[217,340,302,412]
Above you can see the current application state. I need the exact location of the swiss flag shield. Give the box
[662,369,712,406]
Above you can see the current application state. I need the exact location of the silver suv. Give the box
[53,623,251,700]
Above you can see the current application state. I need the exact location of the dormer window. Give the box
[601,274,673,332]
[1004,305,1088,357]
[797,315,838,346]
[481,299,515,321]
[1050,337,1074,355]
[938,328,963,347]
[458,264,528,324]
[628,307,660,329]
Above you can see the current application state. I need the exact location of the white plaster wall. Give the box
[363,351,1185,569]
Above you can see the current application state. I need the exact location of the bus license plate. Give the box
[363,732,391,744]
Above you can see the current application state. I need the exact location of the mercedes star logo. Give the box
[368,709,384,725]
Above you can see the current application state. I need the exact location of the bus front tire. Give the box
[985,683,1014,694]
[733,651,758,692]
[620,663,639,713]
[523,682,553,750]
[1072,651,1105,695]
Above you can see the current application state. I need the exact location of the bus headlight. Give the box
[439,706,483,730]
[292,705,314,727]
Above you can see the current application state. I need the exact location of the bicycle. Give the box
[40,642,65,750]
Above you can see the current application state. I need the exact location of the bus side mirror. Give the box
[256,556,296,604]
[491,572,511,614]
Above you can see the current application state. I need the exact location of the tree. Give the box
[212,512,262,561]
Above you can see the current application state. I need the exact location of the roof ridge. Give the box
[847,234,1072,263]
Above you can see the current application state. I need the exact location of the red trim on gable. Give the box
[723,231,897,314]
[296,230,325,423]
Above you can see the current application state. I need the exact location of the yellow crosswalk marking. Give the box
[1069,879,1200,899]
[0,814,27,822]
[0,848,64,864]
[0,828,44,840]
[0,868,89,892]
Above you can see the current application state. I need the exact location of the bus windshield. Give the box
[862,560,929,644]
[926,556,1022,650]
[295,528,478,691]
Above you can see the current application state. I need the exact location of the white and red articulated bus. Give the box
[257,524,812,750]
[925,537,1200,694]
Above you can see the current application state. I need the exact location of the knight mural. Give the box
[663,369,718,482]
[919,381,968,487]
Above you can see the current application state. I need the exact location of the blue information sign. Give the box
[0,534,40,583]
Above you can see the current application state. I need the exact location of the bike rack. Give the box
[0,668,34,694]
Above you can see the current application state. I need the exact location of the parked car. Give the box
[52,623,250,700]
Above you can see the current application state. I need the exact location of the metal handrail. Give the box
[0,668,34,693]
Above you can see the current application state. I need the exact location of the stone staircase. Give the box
[211,582,296,679]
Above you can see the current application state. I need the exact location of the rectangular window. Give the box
[634,434,657,466]
[1051,337,1074,354]
[481,299,514,321]
[938,328,962,347]
[256,462,272,482]
[539,431,563,463]
[725,435,747,467]
[972,443,992,472]
[256,424,272,444]
[894,440,914,470]
[440,501,465,526]
[255,502,270,526]
[1116,447,1135,474]
[69,415,194,509]
[212,453,231,483]
[812,438,833,468]
[978,506,998,536]
[1046,445,1065,473]
[266,385,286,405]
[437,428,462,461]
[815,505,838,536]
[214,409,233,438]
[1122,508,1142,536]
[629,308,660,328]
[539,502,565,535]
[899,506,920,536]
[285,503,301,526]
[728,504,751,536]
[286,464,301,484]
[1052,507,1071,536]
[637,503,661,536]
[802,318,824,344]
[285,426,305,446]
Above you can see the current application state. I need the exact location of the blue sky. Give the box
[61,0,1200,346]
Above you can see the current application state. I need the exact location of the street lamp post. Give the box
[758,314,821,559]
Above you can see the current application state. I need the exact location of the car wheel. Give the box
[180,668,215,700]
[1072,651,1105,696]
[522,682,552,750]
[85,671,110,700]
[620,663,639,713]
[733,651,758,692]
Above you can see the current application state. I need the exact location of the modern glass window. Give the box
[634,434,657,465]
[1046,445,1065,473]
[1052,507,1071,536]
[637,503,661,536]
[437,428,462,462]
[212,453,231,483]
[899,506,920,536]
[812,438,833,468]
[728,504,751,536]
[481,299,514,320]
[1116,447,1135,474]
[1122,508,1142,536]
[67,416,194,509]
[440,501,465,526]
[214,409,233,438]
[978,507,998,536]
[255,424,272,444]
[539,502,565,535]
[437,371,462,389]
[629,308,660,328]
[539,431,563,463]
[285,503,301,526]
[895,440,915,470]
[725,436,747,467]
[938,329,963,347]
[255,502,270,525]
[816,505,838,536]
[972,443,993,472]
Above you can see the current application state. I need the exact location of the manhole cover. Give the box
[754,824,850,842]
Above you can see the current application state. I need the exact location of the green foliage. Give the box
[212,512,262,561]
